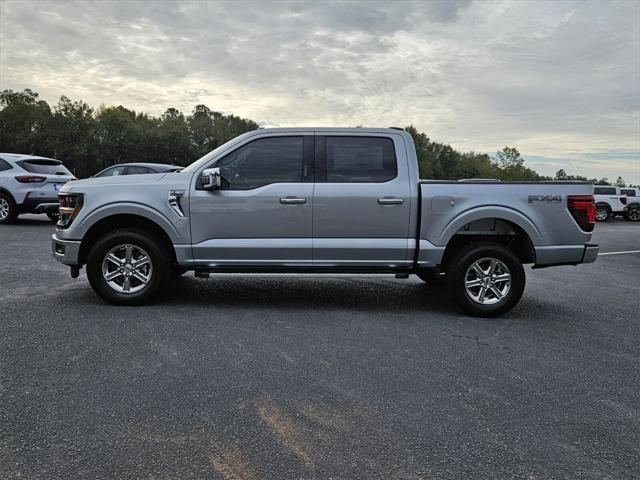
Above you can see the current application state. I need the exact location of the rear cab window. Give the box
[17,159,71,175]
[324,136,397,183]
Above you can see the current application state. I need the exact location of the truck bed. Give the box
[417,180,595,267]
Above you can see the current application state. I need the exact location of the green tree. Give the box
[48,96,96,177]
[555,169,568,180]
[0,89,52,154]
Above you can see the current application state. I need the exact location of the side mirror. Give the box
[201,167,222,190]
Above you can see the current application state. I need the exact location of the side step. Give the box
[194,270,210,279]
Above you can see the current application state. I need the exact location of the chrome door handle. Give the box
[280,197,307,205]
[377,197,404,205]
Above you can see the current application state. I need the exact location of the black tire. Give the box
[595,205,610,222]
[86,228,171,305]
[0,192,18,224]
[624,208,640,222]
[447,242,525,318]
[47,212,60,223]
[416,268,445,287]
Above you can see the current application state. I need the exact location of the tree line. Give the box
[0,89,631,186]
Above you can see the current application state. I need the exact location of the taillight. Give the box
[15,175,46,183]
[620,197,627,205]
[568,195,595,232]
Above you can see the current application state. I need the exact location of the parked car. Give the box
[593,186,628,221]
[51,128,598,317]
[0,153,76,224]
[619,187,640,221]
[92,163,183,178]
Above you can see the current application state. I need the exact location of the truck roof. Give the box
[255,127,409,134]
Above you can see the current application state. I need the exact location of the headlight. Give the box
[57,193,84,228]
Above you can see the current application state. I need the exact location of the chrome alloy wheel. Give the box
[627,208,640,221]
[101,244,153,294]
[0,198,9,220]
[464,257,512,305]
[595,208,609,221]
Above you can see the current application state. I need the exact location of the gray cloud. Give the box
[0,0,638,182]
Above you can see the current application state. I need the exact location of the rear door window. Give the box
[325,136,397,183]
[17,159,72,175]
[620,189,637,197]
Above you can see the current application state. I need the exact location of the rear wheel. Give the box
[0,192,18,224]
[624,208,640,222]
[86,229,171,305]
[595,206,610,222]
[47,212,60,223]
[447,243,525,317]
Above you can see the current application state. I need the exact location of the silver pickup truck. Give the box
[51,128,598,317]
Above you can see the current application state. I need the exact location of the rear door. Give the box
[312,133,412,268]
[190,135,315,267]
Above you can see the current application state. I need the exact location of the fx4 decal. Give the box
[528,195,562,203]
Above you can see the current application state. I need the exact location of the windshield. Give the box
[17,159,72,175]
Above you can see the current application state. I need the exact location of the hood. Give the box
[60,173,168,192]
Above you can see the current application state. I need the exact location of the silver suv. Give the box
[0,154,76,224]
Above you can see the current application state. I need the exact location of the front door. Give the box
[190,135,314,267]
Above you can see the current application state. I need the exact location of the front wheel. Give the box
[47,212,60,223]
[447,243,525,317]
[86,229,171,305]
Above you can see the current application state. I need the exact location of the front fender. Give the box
[62,202,182,243]
[436,206,543,246]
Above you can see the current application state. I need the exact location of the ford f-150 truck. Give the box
[51,128,599,317]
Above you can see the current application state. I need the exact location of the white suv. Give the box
[0,154,76,224]
[593,185,628,221]
[619,187,640,221]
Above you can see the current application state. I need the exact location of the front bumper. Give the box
[51,234,81,266]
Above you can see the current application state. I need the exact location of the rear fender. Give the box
[436,206,542,247]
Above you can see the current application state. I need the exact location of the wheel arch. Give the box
[438,216,536,273]
[78,213,177,266]
[0,187,16,203]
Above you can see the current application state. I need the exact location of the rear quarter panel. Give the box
[419,182,594,247]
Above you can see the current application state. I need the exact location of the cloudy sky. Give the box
[1,0,639,182]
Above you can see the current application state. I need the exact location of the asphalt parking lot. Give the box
[1,217,639,479]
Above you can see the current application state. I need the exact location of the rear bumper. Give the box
[533,243,599,268]
[51,234,81,266]
[19,196,59,214]
[582,244,599,263]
